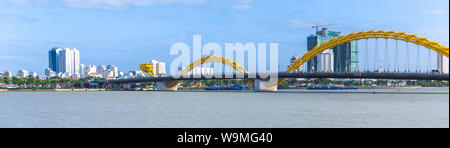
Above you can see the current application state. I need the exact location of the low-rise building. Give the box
[2,71,12,78]
[45,68,57,78]
[83,65,97,77]
[30,72,38,78]
[150,60,167,75]
[17,69,29,78]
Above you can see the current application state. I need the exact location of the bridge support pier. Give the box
[119,84,131,91]
[156,81,178,91]
[254,79,278,92]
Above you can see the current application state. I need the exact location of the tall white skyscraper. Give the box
[58,48,80,77]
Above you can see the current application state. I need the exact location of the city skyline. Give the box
[0,0,449,74]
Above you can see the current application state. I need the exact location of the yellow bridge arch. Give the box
[167,56,252,88]
[286,30,449,73]
[141,30,449,87]
[279,30,449,85]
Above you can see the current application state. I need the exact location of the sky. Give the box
[0,0,449,75]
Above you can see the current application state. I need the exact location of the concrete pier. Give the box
[254,78,278,92]
[156,81,178,91]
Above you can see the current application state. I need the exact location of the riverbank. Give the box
[1,87,448,92]
[284,86,449,90]
[0,88,107,92]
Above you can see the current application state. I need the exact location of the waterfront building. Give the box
[317,49,334,72]
[128,71,144,78]
[4,71,12,78]
[58,48,80,77]
[57,72,64,78]
[87,72,102,78]
[50,47,80,77]
[97,65,107,77]
[45,68,57,78]
[49,47,61,72]
[307,28,358,72]
[334,41,358,72]
[150,60,167,75]
[2,71,12,78]
[30,72,38,78]
[80,64,85,77]
[106,65,119,78]
[83,65,97,77]
[437,54,449,74]
[118,72,124,78]
[105,70,114,78]
[288,55,305,73]
[17,69,29,78]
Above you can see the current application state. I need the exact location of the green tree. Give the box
[3,77,12,85]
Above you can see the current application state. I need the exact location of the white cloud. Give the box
[6,0,207,9]
[66,0,207,8]
[0,13,38,22]
[233,0,253,10]
[432,9,447,15]
[289,19,312,29]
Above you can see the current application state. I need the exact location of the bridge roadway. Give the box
[107,72,449,84]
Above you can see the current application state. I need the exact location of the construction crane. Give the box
[312,23,336,33]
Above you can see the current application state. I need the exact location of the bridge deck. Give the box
[107,72,449,84]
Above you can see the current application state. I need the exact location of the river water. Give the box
[0,89,448,128]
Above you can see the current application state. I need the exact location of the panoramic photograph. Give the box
[0,0,448,135]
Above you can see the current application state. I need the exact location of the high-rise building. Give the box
[307,28,358,72]
[49,47,61,72]
[317,49,334,72]
[437,54,449,74]
[49,47,80,77]
[58,48,80,77]
[334,41,358,72]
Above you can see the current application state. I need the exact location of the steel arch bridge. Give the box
[141,56,252,88]
[140,30,449,87]
[279,30,449,85]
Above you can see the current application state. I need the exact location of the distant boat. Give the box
[205,85,245,91]
[205,87,221,90]
[224,86,245,91]
[307,85,357,90]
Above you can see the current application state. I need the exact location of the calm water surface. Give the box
[0,89,448,128]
